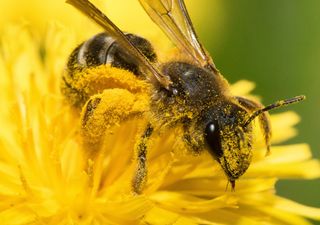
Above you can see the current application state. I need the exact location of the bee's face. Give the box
[204,102,253,183]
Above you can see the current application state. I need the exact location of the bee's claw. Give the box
[265,144,271,156]
[230,180,236,191]
[225,180,236,192]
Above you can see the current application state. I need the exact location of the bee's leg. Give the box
[132,124,153,194]
[81,88,148,156]
[236,96,272,155]
[181,118,204,155]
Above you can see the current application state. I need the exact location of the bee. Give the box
[62,0,305,193]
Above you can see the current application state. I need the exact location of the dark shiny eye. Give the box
[205,122,223,159]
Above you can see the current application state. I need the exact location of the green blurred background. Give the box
[191,0,320,223]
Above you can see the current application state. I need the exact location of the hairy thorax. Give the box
[150,61,231,129]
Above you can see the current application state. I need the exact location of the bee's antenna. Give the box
[243,95,306,127]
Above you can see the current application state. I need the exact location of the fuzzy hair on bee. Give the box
[62,0,305,193]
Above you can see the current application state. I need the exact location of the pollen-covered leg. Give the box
[236,96,272,155]
[81,88,149,155]
[132,125,153,194]
[61,65,150,109]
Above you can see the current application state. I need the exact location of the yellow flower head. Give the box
[0,1,320,225]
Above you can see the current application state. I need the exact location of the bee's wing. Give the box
[139,0,217,72]
[67,0,172,89]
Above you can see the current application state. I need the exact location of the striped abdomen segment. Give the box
[62,32,156,108]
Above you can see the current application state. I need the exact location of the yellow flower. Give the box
[1,3,320,225]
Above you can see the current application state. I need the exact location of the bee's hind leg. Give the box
[132,124,153,194]
[81,88,148,156]
[80,88,152,194]
[236,96,272,155]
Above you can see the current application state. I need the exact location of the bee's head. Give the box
[204,95,305,189]
[204,102,253,188]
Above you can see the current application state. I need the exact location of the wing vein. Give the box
[139,0,218,73]
[67,0,172,89]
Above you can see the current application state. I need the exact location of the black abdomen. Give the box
[62,32,157,108]
[67,32,157,75]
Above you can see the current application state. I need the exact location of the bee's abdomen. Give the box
[63,32,156,108]
[67,32,157,75]
[69,33,115,68]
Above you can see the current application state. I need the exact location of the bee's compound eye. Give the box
[206,123,216,133]
[205,122,223,159]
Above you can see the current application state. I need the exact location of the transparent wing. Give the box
[67,0,172,89]
[139,0,217,72]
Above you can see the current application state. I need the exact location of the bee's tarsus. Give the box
[266,145,271,156]
[230,180,236,192]
[132,124,153,194]
[225,180,236,192]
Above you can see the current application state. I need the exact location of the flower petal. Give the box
[248,144,320,179]
[150,191,237,213]
[230,80,256,96]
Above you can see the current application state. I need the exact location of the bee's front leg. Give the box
[132,124,153,194]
